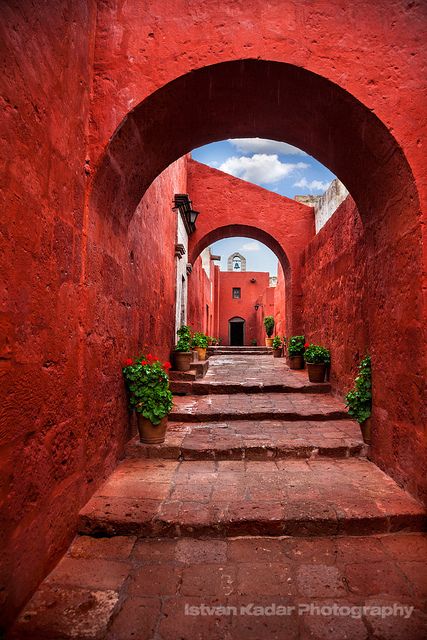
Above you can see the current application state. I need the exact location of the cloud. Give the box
[229,138,307,156]
[219,154,308,185]
[293,177,331,192]
[241,241,260,252]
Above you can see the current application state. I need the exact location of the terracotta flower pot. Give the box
[288,355,304,369]
[360,417,372,444]
[196,347,207,361]
[306,362,327,382]
[265,338,273,347]
[272,348,282,358]
[174,351,192,371]
[137,415,168,444]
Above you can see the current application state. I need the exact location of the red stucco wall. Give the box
[187,256,215,336]
[301,196,427,504]
[274,264,287,338]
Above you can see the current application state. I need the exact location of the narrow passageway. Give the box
[10,352,427,639]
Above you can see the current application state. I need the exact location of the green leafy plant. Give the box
[250,338,258,346]
[304,344,331,364]
[288,335,305,357]
[263,315,275,337]
[345,356,372,424]
[272,335,283,349]
[175,325,192,352]
[122,354,173,425]
[192,331,208,348]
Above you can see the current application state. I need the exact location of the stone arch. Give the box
[90,58,425,500]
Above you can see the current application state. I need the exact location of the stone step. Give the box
[125,420,367,461]
[11,532,427,640]
[78,458,426,538]
[192,381,332,394]
[209,347,272,355]
[168,370,197,382]
[170,393,349,422]
[189,360,209,378]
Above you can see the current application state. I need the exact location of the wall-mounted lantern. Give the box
[173,194,199,234]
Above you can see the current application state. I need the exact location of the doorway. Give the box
[229,317,245,346]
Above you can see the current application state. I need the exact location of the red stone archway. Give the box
[90,59,425,501]
[186,159,314,334]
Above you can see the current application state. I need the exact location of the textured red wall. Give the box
[301,197,369,393]
[187,159,314,333]
[0,2,186,624]
[274,265,287,338]
[187,256,214,335]
[301,196,427,503]
[217,272,270,346]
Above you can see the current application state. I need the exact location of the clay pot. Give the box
[174,351,192,371]
[306,362,327,382]
[288,355,304,369]
[265,338,273,347]
[196,347,207,361]
[360,417,372,444]
[272,348,282,358]
[137,415,167,444]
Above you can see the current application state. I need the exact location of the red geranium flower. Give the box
[163,361,171,370]
[141,360,148,365]
[304,343,310,348]
[123,358,133,367]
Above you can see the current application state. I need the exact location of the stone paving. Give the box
[10,534,427,639]
[9,352,427,639]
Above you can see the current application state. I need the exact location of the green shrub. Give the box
[288,335,305,356]
[272,335,283,349]
[304,344,331,364]
[175,325,192,352]
[192,331,208,348]
[250,338,258,346]
[263,315,275,337]
[122,355,173,425]
[345,356,372,423]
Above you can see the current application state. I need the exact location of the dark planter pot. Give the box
[306,362,327,382]
[272,348,282,358]
[174,351,192,371]
[137,415,167,444]
[360,417,372,444]
[288,355,304,369]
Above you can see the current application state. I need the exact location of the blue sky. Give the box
[210,237,279,276]
[192,138,336,276]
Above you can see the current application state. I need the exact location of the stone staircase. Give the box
[10,353,427,639]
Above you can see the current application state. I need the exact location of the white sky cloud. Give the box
[241,241,261,252]
[219,154,308,185]
[293,177,331,192]
[229,138,307,156]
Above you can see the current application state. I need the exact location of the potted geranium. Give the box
[122,354,173,443]
[263,316,275,347]
[345,356,372,443]
[174,325,193,371]
[192,331,209,360]
[304,343,330,382]
[287,335,305,369]
[272,335,283,357]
